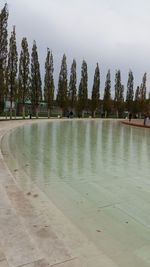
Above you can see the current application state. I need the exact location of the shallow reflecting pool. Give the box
[2,120,150,266]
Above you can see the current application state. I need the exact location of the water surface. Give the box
[2,120,150,266]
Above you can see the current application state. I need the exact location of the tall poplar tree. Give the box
[68,59,77,110]
[30,41,42,118]
[140,72,147,100]
[7,26,18,119]
[114,70,124,117]
[135,86,140,101]
[56,54,68,115]
[91,63,100,117]
[134,86,140,115]
[139,73,147,113]
[78,60,88,117]
[0,4,8,108]
[103,69,111,117]
[126,70,134,111]
[44,48,54,118]
[18,37,30,119]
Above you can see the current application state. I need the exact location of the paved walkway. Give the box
[0,119,119,267]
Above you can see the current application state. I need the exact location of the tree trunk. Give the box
[10,101,12,120]
[116,110,118,118]
[36,107,38,119]
[48,108,50,118]
[14,108,16,120]
[5,110,7,120]
[22,105,25,119]
[105,110,107,118]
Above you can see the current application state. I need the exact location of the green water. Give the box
[2,120,150,266]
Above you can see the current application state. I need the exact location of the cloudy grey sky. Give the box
[1,0,150,96]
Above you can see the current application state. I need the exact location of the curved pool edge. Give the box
[0,119,120,267]
[121,119,150,129]
[0,119,56,266]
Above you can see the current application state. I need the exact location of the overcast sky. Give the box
[1,0,150,96]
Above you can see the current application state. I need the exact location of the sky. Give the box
[1,0,150,97]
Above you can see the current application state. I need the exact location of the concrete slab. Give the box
[0,260,9,267]
[0,207,43,267]
[20,259,50,267]
[0,250,6,261]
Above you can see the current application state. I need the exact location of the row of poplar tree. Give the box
[0,4,149,119]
